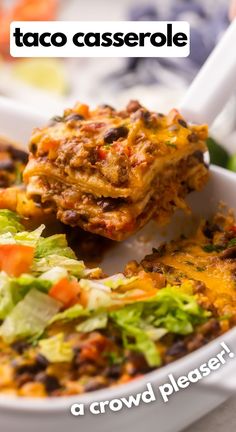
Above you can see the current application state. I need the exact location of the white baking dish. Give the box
[0,96,235,432]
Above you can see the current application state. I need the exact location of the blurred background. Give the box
[0,0,236,170]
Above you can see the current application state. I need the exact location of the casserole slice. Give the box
[24,101,209,240]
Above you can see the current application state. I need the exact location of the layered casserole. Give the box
[24,101,209,240]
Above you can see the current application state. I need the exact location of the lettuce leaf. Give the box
[10,274,52,303]
[35,234,76,259]
[38,333,73,363]
[0,289,61,343]
[97,274,138,290]
[0,210,23,234]
[14,225,45,247]
[76,313,108,333]
[33,255,85,277]
[49,304,89,324]
[109,285,210,366]
[0,272,14,320]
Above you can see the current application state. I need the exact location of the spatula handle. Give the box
[179,19,236,125]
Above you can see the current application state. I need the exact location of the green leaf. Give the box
[10,274,52,303]
[38,333,74,363]
[49,304,89,324]
[0,272,14,320]
[33,255,85,277]
[0,210,23,234]
[227,238,236,248]
[0,289,61,343]
[35,234,76,259]
[76,313,108,333]
[14,225,45,247]
[202,244,223,253]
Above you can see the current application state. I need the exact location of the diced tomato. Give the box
[80,334,110,362]
[49,277,81,307]
[97,148,107,160]
[0,244,34,277]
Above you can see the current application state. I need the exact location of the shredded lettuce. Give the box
[49,304,89,324]
[97,274,138,290]
[0,289,61,343]
[149,286,210,335]
[35,234,76,259]
[109,285,210,367]
[38,333,74,363]
[10,274,52,303]
[0,272,14,320]
[76,313,108,333]
[0,210,23,234]
[33,255,85,277]
[14,225,45,247]
[0,225,45,247]
[39,267,68,284]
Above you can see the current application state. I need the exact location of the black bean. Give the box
[29,142,37,155]
[188,132,198,142]
[203,221,221,239]
[63,210,80,225]
[31,194,42,204]
[126,100,142,113]
[49,115,64,126]
[139,110,152,126]
[37,373,61,393]
[99,104,115,111]
[103,364,122,379]
[8,146,28,163]
[15,363,45,376]
[97,198,123,212]
[11,341,29,354]
[192,150,204,163]
[65,113,84,122]
[178,119,188,128]
[80,213,89,222]
[35,354,49,369]
[167,340,187,357]
[103,126,129,144]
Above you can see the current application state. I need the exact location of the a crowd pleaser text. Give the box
[70,342,234,416]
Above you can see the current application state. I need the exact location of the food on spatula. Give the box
[24,100,209,240]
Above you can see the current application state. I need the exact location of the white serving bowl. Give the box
[0,96,235,432]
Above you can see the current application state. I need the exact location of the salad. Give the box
[0,209,228,397]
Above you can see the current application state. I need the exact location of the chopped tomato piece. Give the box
[49,277,81,307]
[0,244,34,277]
[97,147,107,160]
[80,334,110,362]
